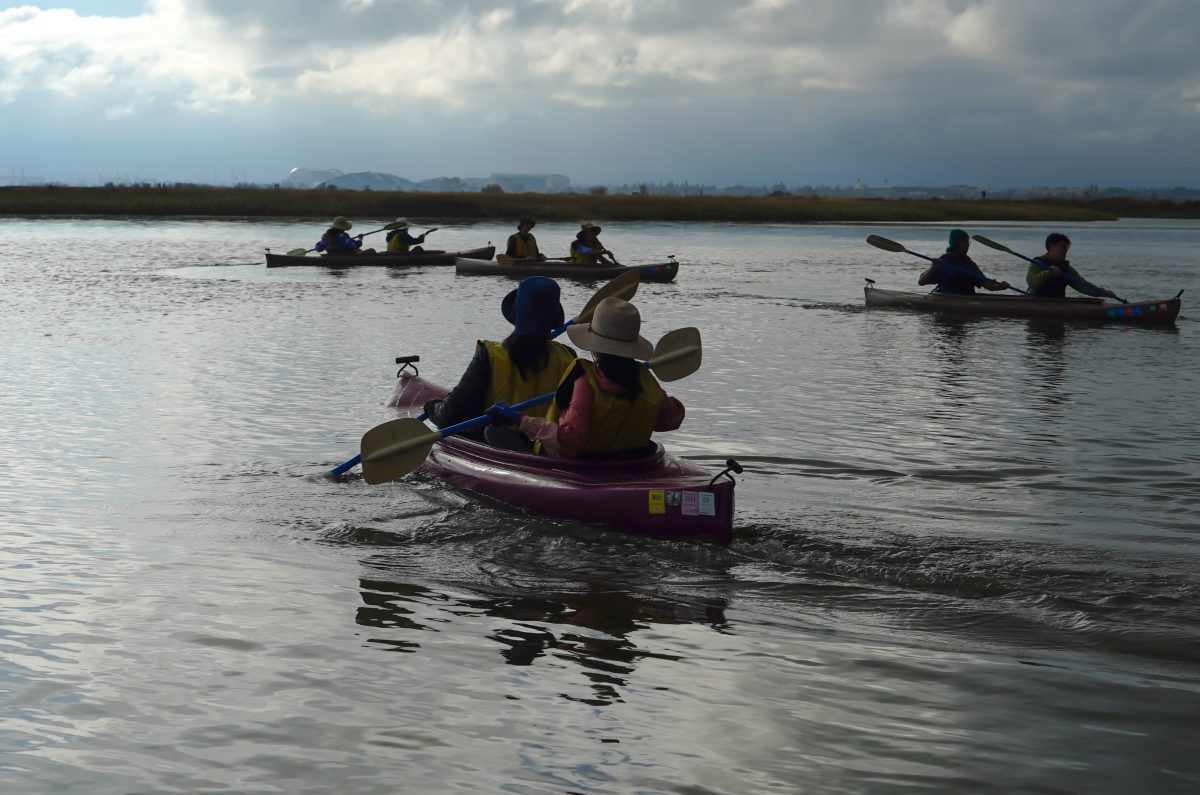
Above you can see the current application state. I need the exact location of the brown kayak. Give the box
[864,280,1182,324]
[265,245,495,268]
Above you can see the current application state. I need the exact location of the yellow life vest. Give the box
[386,231,409,254]
[541,359,665,455]
[481,339,576,413]
[570,240,598,265]
[509,232,540,259]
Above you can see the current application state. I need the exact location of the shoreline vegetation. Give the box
[3,185,1200,223]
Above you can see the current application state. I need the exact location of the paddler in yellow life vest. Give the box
[490,298,685,458]
[423,276,576,448]
[569,222,618,266]
[385,218,437,254]
[505,216,547,261]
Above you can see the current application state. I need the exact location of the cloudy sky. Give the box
[2,0,1198,188]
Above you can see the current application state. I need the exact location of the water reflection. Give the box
[356,576,728,706]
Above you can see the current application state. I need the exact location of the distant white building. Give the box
[284,168,344,188]
[320,172,415,191]
[489,173,571,193]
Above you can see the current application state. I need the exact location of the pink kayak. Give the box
[386,371,738,545]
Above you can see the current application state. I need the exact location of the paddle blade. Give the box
[286,248,309,256]
[360,418,441,485]
[971,234,1013,254]
[866,235,907,253]
[576,270,640,324]
[649,327,702,382]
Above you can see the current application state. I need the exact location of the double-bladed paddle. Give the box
[866,234,1028,295]
[287,220,412,257]
[359,326,702,486]
[326,269,642,478]
[971,234,1128,304]
[497,255,574,265]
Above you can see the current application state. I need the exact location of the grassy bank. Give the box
[6,185,1196,223]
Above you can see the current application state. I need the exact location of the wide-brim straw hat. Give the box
[390,217,410,229]
[580,222,602,234]
[566,297,652,359]
[501,276,565,335]
[331,216,352,231]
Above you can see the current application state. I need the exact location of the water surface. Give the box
[1,218,1197,793]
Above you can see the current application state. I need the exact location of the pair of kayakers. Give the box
[919,229,1117,299]
[423,278,683,458]
[314,217,434,255]
[505,219,619,266]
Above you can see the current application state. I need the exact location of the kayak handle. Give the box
[708,458,743,490]
[396,355,420,378]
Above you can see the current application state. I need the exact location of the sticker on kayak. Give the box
[648,490,666,515]
[666,491,682,507]
[681,492,699,517]
[698,493,716,517]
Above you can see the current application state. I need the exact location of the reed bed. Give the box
[5,185,1190,223]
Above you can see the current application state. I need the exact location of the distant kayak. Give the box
[265,245,495,268]
[455,255,679,282]
[864,281,1182,324]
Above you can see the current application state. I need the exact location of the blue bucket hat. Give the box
[501,276,565,336]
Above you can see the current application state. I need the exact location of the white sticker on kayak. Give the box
[698,492,716,517]
[681,492,699,517]
[648,490,666,515]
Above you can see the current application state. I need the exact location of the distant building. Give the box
[320,172,415,191]
[489,173,571,193]
[284,168,344,188]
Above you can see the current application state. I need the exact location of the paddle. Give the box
[359,326,702,486]
[866,235,1027,295]
[326,269,641,478]
[287,220,409,257]
[971,234,1128,303]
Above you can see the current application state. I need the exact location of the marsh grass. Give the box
[4,185,1193,223]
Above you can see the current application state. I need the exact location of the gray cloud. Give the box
[2,0,1198,186]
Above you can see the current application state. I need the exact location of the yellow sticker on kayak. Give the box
[648,490,666,515]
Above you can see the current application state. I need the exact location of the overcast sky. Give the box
[2,0,1198,188]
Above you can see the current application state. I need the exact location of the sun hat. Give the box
[580,222,602,235]
[331,216,352,231]
[517,216,536,230]
[390,217,410,229]
[566,297,653,360]
[501,276,565,336]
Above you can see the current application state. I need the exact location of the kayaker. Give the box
[918,229,1009,294]
[423,276,576,446]
[570,223,617,266]
[385,218,436,254]
[490,298,685,458]
[505,216,547,261]
[1027,233,1119,299]
[316,216,374,255]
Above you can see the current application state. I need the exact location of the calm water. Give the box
[1,217,1197,793]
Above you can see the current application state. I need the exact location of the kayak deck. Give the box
[385,371,735,544]
[864,282,1182,324]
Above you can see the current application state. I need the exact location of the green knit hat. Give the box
[947,228,969,250]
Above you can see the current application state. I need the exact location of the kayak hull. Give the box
[864,283,1181,324]
[265,246,495,268]
[386,372,734,544]
[455,257,679,283]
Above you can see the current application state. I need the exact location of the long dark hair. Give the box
[503,332,552,380]
[595,353,643,400]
